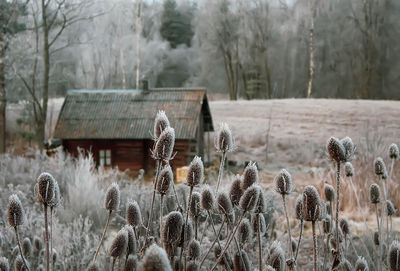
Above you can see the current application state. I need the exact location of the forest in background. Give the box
[1,0,400,149]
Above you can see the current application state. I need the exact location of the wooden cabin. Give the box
[53,87,214,172]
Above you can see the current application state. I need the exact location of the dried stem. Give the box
[199,215,227,266]
[145,161,162,242]
[282,194,295,270]
[44,204,50,271]
[93,210,112,262]
[181,186,193,271]
[335,161,341,257]
[257,214,263,271]
[159,195,164,238]
[111,257,116,271]
[311,221,317,271]
[50,207,53,270]
[215,151,226,193]
[14,226,30,271]
[379,175,388,271]
[294,219,303,262]
[349,176,370,231]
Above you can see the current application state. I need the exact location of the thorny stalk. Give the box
[93,210,112,262]
[14,226,30,271]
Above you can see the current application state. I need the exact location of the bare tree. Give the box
[306,0,318,98]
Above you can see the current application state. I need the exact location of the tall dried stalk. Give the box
[93,210,112,262]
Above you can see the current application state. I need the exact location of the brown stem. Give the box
[50,207,53,271]
[93,210,112,262]
[294,219,303,262]
[160,195,163,239]
[44,204,50,271]
[111,257,116,271]
[181,186,193,271]
[145,161,162,242]
[335,161,341,257]
[257,214,263,271]
[282,194,295,266]
[199,215,227,266]
[14,226,30,271]
[311,221,317,271]
[216,151,226,193]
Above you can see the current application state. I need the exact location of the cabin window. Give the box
[99,149,111,166]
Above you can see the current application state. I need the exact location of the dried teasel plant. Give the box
[215,122,234,192]
[139,243,172,271]
[109,228,128,270]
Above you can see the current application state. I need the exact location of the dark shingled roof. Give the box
[54,88,214,140]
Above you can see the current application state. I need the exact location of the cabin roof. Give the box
[54,88,214,140]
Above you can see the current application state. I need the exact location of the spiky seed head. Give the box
[217,192,233,215]
[340,259,353,271]
[237,219,252,245]
[185,261,199,271]
[319,200,327,220]
[162,211,183,245]
[373,231,380,246]
[234,250,251,271]
[327,137,346,163]
[355,256,369,271]
[154,111,170,140]
[22,238,32,257]
[344,162,354,177]
[52,249,58,263]
[267,241,285,271]
[0,257,9,271]
[340,136,355,161]
[215,122,234,153]
[323,215,331,234]
[33,236,43,251]
[179,220,194,248]
[157,165,173,196]
[386,200,396,216]
[189,192,201,218]
[124,225,136,255]
[251,214,266,234]
[254,189,266,214]
[7,194,25,227]
[369,183,381,204]
[200,185,215,211]
[339,218,350,236]
[374,157,387,177]
[109,228,128,258]
[125,255,137,271]
[35,172,56,205]
[126,200,142,227]
[188,240,201,260]
[12,246,19,256]
[229,176,243,206]
[324,183,335,202]
[186,156,204,187]
[302,185,321,222]
[241,162,258,190]
[275,169,293,195]
[49,180,60,208]
[388,241,400,271]
[227,211,235,225]
[240,185,261,212]
[389,143,399,160]
[87,263,99,271]
[295,195,304,221]
[15,256,29,271]
[139,244,172,271]
[104,183,120,212]
[153,127,175,162]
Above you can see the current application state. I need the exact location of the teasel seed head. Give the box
[124,224,136,255]
[186,156,204,187]
[344,162,354,177]
[217,192,233,215]
[373,231,379,246]
[327,137,346,163]
[324,183,335,202]
[126,200,142,227]
[254,189,266,214]
[200,185,215,211]
[104,182,120,212]
[179,219,194,248]
[355,256,369,271]
[369,183,381,204]
[152,127,175,162]
[7,194,25,227]
[49,180,60,208]
[52,249,58,263]
[185,261,199,271]
[12,246,19,256]
[237,218,252,245]
[340,136,355,161]
[15,256,29,271]
[157,165,173,196]
[229,176,243,206]
[322,215,331,234]
[35,172,56,205]
[162,211,183,245]
[374,157,387,177]
[87,263,99,271]
[275,169,294,195]
[295,195,304,221]
[386,200,396,216]
[251,214,266,234]
[240,185,261,212]
[267,241,285,271]
[388,240,400,271]
[154,111,170,140]
[139,244,172,271]
[389,143,399,160]
[302,185,321,222]
[189,192,201,218]
[234,250,251,271]
[124,255,137,271]
[22,237,32,257]
[188,240,201,261]
[109,228,128,258]
[241,162,258,190]
[339,217,350,236]
[0,257,9,271]
[215,122,234,153]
